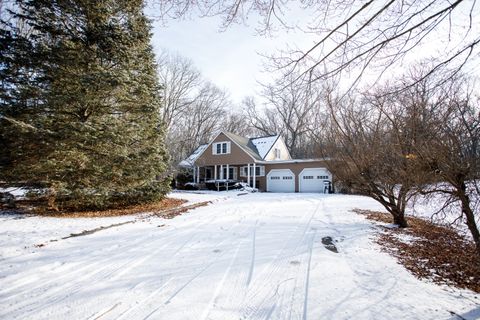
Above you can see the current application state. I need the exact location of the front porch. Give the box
[191,164,265,190]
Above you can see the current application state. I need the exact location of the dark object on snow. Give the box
[0,192,16,209]
[321,236,338,253]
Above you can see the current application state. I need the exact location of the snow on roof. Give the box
[250,135,279,159]
[179,144,208,167]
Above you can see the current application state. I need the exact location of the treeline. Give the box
[320,67,480,255]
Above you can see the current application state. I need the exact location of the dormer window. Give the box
[213,141,231,155]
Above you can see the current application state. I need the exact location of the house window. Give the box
[271,176,280,180]
[283,176,293,180]
[317,175,329,179]
[303,176,314,179]
[240,165,265,177]
[213,141,230,155]
[222,167,237,180]
[274,148,281,159]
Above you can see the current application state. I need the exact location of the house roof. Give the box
[250,135,280,159]
[180,131,285,166]
[223,131,264,161]
[178,144,209,167]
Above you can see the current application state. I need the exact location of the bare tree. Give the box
[344,66,480,253]
[157,50,201,130]
[167,81,231,166]
[152,0,479,89]
[243,75,324,157]
[223,110,255,137]
[242,96,279,136]
[323,87,424,227]
[406,73,480,255]
[157,50,245,169]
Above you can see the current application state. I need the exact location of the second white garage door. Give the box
[267,169,295,192]
[299,168,332,193]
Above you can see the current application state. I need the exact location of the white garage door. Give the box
[299,168,332,193]
[267,169,295,192]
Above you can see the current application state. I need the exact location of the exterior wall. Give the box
[263,138,291,161]
[195,133,255,166]
[262,161,330,192]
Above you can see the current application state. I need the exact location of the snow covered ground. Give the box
[0,192,479,320]
[408,190,480,238]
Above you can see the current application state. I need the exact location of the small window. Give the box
[283,176,293,180]
[271,176,280,180]
[303,176,314,179]
[274,148,281,159]
[255,166,265,176]
[213,141,230,155]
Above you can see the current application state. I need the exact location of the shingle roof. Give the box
[223,131,264,161]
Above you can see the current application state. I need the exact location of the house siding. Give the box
[195,133,255,166]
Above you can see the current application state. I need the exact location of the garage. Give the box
[267,169,295,192]
[299,168,332,193]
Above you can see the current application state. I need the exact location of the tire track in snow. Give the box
[2,248,155,319]
[0,209,220,302]
[200,211,267,320]
[50,209,240,320]
[93,208,252,320]
[303,230,317,320]
[246,219,258,287]
[199,240,243,320]
[238,200,322,319]
[1,207,233,319]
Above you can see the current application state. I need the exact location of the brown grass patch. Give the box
[39,198,187,217]
[353,209,480,293]
[150,201,211,219]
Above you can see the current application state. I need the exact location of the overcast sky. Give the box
[148,2,480,106]
[149,11,317,105]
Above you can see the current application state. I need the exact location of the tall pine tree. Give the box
[0,0,170,210]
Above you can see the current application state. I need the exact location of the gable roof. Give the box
[178,144,209,167]
[181,131,286,165]
[223,131,263,161]
[250,135,280,159]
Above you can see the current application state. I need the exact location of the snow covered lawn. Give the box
[1,192,479,319]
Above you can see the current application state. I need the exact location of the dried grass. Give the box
[19,198,188,217]
[353,209,480,293]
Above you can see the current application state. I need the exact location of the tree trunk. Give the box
[390,206,409,228]
[459,183,480,257]
[393,213,409,228]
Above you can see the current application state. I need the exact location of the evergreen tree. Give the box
[0,0,170,210]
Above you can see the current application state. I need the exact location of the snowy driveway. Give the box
[0,193,479,320]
